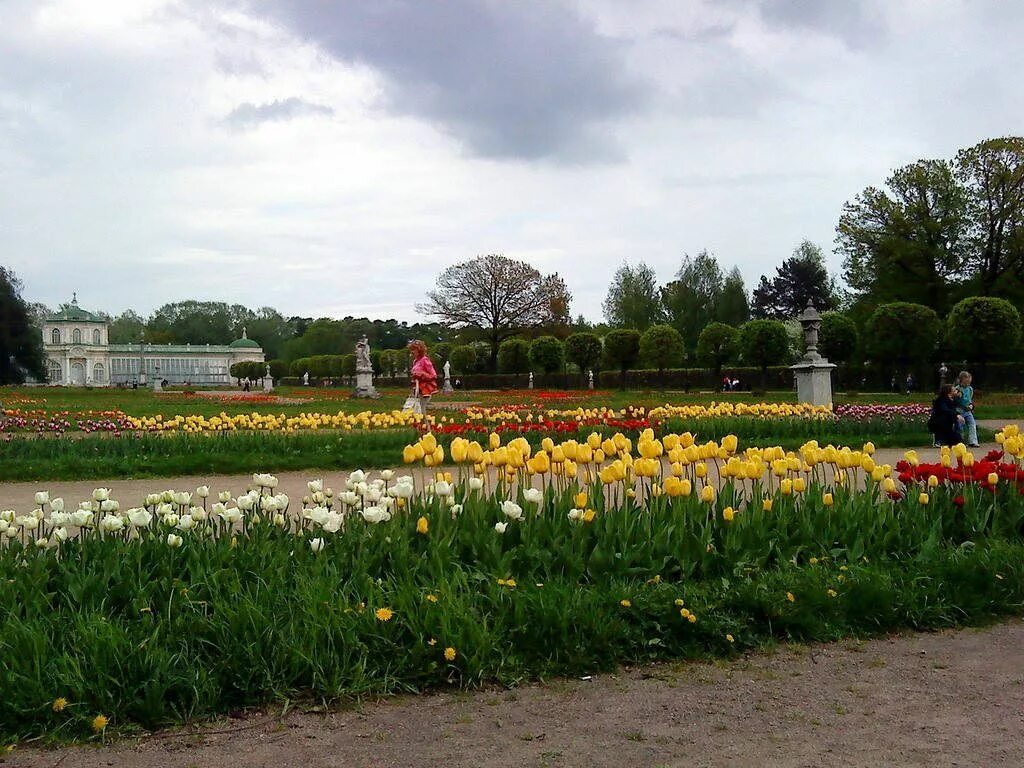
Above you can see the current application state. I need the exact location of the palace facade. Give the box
[42,298,265,386]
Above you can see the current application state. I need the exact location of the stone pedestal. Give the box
[153,377,162,393]
[791,360,835,406]
[354,367,379,398]
[263,377,273,393]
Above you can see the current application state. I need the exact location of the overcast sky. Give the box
[2,0,1021,322]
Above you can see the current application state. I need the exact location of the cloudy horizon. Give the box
[2,0,1021,323]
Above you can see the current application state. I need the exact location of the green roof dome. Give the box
[229,327,261,348]
[46,295,105,323]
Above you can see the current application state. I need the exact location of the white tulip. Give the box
[365,488,382,504]
[212,502,227,518]
[35,537,49,549]
[450,504,463,515]
[218,490,232,503]
[99,514,124,533]
[469,477,484,490]
[434,481,453,497]
[312,491,326,505]
[34,507,46,521]
[166,533,183,548]
[274,493,289,509]
[78,501,93,511]
[127,508,153,527]
[195,486,210,499]
[0,510,13,523]
[4,527,17,538]
[307,479,323,493]
[161,490,175,503]
[157,503,175,517]
[222,508,242,525]
[380,469,394,481]
[389,483,414,500]
[100,499,119,513]
[236,495,255,511]
[494,521,508,534]
[172,492,191,507]
[349,469,366,485]
[0,520,8,533]
[568,509,581,521]
[70,510,93,527]
[523,488,543,505]
[321,512,344,533]
[34,491,50,505]
[273,513,286,527]
[92,488,111,502]
[306,507,330,526]
[145,493,162,507]
[50,497,64,513]
[501,500,524,521]
[361,506,391,524]
[52,526,69,542]
[309,537,325,553]
[263,497,280,513]
[380,496,396,509]
[164,513,179,527]
[190,506,208,522]
[324,488,334,499]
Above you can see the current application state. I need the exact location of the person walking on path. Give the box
[929,384,964,447]
[955,371,979,447]
[407,340,438,414]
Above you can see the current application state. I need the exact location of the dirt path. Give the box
[0,439,1010,512]
[9,620,1024,768]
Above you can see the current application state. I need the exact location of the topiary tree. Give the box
[819,312,859,364]
[564,332,602,375]
[602,329,641,388]
[529,335,564,374]
[341,353,357,378]
[738,319,791,387]
[449,344,477,375]
[497,337,531,375]
[864,302,940,369]
[946,296,1021,376]
[696,322,737,379]
[639,324,684,375]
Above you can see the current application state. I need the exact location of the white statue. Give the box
[588,369,594,390]
[528,371,534,389]
[303,371,310,386]
[442,359,453,393]
[354,335,379,397]
[265,363,271,379]
[355,336,372,371]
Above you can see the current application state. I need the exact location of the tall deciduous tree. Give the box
[716,267,749,326]
[945,296,1021,371]
[661,250,722,352]
[419,254,572,371]
[752,241,838,319]
[738,320,791,386]
[602,329,641,387]
[696,322,737,378]
[0,267,46,384]
[602,262,663,330]
[955,137,1024,298]
[818,312,859,364]
[107,310,146,344]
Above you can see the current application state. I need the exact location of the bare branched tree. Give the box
[417,254,572,370]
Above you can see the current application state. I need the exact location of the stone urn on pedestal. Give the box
[789,300,835,406]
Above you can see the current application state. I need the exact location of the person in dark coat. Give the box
[929,384,963,447]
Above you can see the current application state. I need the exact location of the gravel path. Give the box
[10,620,1024,768]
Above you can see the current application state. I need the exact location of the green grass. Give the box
[2,476,1024,743]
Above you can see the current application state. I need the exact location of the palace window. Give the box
[93,364,105,383]
[73,329,82,344]
[93,329,101,345]
[51,329,60,344]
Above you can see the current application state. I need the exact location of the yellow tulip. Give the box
[700,485,715,503]
[822,493,833,507]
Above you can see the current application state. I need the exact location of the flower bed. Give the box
[833,403,930,421]
[2,428,1023,742]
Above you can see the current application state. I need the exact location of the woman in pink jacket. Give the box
[408,340,438,400]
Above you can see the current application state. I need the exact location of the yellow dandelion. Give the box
[827,589,838,598]
[444,647,457,662]
[786,592,795,603]
[426,594,438,603]
[91,714,109,733]
[375,607,394,622]
[726,634,735,643]
[620,599,632,608]
[674,598,685,607]
[52,697,69,713]
[428,638,437,646]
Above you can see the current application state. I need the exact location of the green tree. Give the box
[146,301,235,345]
[432,342,453,367]
[448,345,477,375]
[602,262,663,330]
[529,336,564,374]
[945,296,1021,372]
[497,337,531,374]
[864,303,940,367]
[955,137,1024,298]
[639,324,684,374]
[564,332,602,374]
[661,250,722,352]
[0,267,45,384]
[267,359,288,381]
[696,322,738,378]
[341,354,357,378]
[738,320,791,386]
[752,241,839,319]
[419,254,572,371]
[107,310,146,344]
[716,267,749,326]
[818,312,859,364]
[837,159,969,313]
[602,329,641,387]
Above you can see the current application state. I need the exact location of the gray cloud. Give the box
[756,0,885,48]
[224,97,334,128]
[254,0,647,162]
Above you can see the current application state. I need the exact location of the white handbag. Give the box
[403,381,423,414]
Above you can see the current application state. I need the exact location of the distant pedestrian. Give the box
[905,373,915,394]
[955,371,979,447]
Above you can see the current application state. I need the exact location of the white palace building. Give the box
[42,297,265,386]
